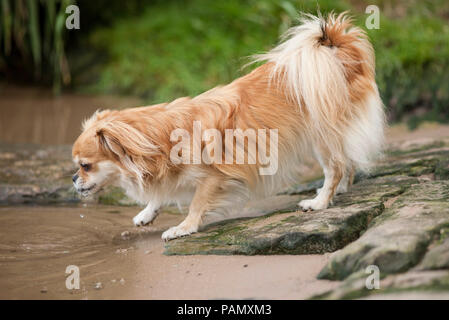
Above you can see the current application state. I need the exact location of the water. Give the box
[0,202,337,300]
[0,204,184,299]
[0,84,141,145]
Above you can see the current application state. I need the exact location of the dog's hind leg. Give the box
[316,163,354,195]
[335,163,355,194]
[299,151,344,211]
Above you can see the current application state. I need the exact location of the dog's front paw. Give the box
[299,198,328,211]
[162,224,197,241]
[133,210,157,227]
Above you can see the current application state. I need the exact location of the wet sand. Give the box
[0,205,338,300]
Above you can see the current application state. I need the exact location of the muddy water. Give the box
[0,204,338,300]
[0,84,142,145]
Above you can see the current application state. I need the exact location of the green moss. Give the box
[165,202,384,255]
[386,141,446,157]
[435,158,449,180]
[370,158,438,179]
[314,272,449,300]
[98,187,127,205]
[438,228,449,243]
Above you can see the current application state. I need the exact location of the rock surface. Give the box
[0,144,78,204]
[165,201,383,255]
[318,181,449,280]
[0,143,132,205]
[313,269,449,299]
[312,139,449,299]
[416,233,449,271]
[165,140,449,257]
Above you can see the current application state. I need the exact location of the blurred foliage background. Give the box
[1,0,449,127]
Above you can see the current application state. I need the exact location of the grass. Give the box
[84,0,348,102]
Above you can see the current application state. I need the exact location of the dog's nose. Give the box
[72,174,79,183]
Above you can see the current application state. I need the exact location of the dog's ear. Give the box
[96,109,113,121]
[96,125,125,161]
[82,109,115,131]
[95,121,160,181]
[96,121,160,158]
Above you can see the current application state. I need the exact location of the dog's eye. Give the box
[80,163,91,172]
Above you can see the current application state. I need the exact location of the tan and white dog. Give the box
[72,13,385,241]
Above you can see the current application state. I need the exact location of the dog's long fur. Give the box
[72,12,385,240]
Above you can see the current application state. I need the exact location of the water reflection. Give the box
[0,84,141,145]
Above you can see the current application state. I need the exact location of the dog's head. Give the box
[71,109,160,197]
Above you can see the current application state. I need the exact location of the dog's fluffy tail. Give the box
[254,12,385,172]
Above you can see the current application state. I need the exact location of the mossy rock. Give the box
[165,202,384,255]
[0,143,137,205]
[313,270,449,300]
[98,186,137,206]
[318,182,449,281]
[416,230,449,271]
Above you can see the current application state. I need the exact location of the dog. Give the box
[72,12,385,241]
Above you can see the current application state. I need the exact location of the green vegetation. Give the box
[364,0,449,126]
[84,0,449,125]
[0,0,73,92]
[1,0,449,125]
[85,0,348,101]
